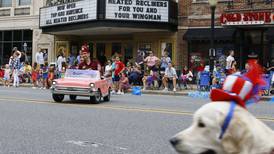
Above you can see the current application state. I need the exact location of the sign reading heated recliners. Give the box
[105,0,169,22]
[40,0,97,27]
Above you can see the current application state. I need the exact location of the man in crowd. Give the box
[226,50,235,74]
[36,48,45,68]
[162,63,177,92]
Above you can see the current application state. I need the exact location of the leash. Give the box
[219,101,237,139]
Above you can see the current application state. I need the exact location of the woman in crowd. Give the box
[104,59,112,78]
[180,66,193,89]
[117,72,130,95]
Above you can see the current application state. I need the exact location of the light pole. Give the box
[209,0,217,75]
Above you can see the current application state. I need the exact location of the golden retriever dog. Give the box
[170,102,274,154]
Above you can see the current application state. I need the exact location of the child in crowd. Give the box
[31,62,39,89]
[42,62,49,89]
[23,62,32,83]
[48,66,55,88]
[61,62,67,78]
[117,72,130,95]
[38,67,43,88]
[3,64,10,87]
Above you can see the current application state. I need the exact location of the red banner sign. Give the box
[220,12,274,25]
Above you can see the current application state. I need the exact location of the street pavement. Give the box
[0,87,273,154]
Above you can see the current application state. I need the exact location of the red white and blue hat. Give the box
[210,60,265,108]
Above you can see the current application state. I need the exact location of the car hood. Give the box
[54,78,96,88]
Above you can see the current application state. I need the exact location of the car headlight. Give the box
[90,83,95,88]
[52,81,57,85]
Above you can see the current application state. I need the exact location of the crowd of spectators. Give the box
[0,46,273,95]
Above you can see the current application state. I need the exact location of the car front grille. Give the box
[56,87,90,92]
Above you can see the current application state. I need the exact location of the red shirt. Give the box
[196,66,205,72]
[78,61,99,70]
[0,69,4,78]
[114,61,125,76]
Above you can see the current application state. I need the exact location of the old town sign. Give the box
[220,11,274,26]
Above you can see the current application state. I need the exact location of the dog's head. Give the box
[170,102,241,154]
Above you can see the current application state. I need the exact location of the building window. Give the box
[17,0,31,6]
[0,0,12,7]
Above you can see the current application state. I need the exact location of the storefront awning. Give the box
[183,28,235,41]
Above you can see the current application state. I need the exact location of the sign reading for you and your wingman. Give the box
[106,0,169,22]
[40,0,97,27]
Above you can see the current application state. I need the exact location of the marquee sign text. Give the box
[40,0,97,27]
[105,0,169,22]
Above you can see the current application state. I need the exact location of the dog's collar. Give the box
[219,101,237,139]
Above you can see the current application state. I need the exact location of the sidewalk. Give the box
[19,83,273,101]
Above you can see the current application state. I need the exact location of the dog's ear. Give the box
[221,114,253,154]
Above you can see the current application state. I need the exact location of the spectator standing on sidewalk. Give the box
[31,62,39,89]
[114,56,125,94]
[3,64,11,87]
[36,48,45,68]
[11,52,21,87]
[225,50,235,74]
[56,51,66,78]
[162,63,177,92]
[42,62,49,89]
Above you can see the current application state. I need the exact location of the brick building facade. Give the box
[178,0,274,72]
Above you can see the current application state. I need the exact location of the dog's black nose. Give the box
[170,137,180,146]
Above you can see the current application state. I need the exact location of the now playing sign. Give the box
[105,0,169,22]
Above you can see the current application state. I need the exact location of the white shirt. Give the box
[57,56,66,72]
[36,52,44,65]
[226,55,235,69]
[165,67,177,78]
[105,64,112,72]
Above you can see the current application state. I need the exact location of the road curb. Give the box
[18,84,273,101]
[133,90,273,101]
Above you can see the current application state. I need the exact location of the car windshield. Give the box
[65,69,100,80]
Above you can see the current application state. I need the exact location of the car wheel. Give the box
[52,94,64,102]
[103,89,111,102]
[90,90,101,104]
[69,95,77,101]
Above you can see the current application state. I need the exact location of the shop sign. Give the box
[40,0,97,27]
[105,0,169,22]
[220,12,274,26]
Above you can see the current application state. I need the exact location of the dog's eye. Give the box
[198,121,206,128]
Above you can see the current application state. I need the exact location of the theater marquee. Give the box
[105,0,169,22]
[220,12,274,26]
[40,0,97,27]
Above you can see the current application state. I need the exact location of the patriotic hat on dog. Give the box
[210,60,265,108]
